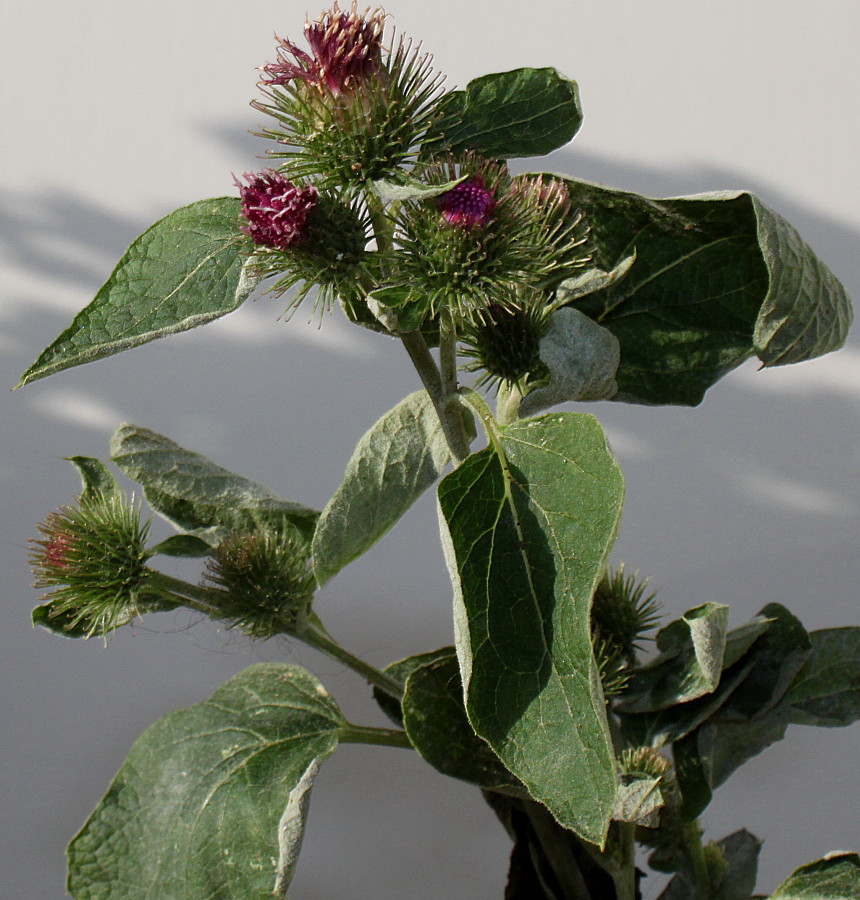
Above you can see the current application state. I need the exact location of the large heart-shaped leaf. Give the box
[437,412,624,845]
[67,663,345,899]
[547,179,852,405]
[17,198,257,387]
[312,391,450,586]
[426,68,582,159]
[110,424,318,543]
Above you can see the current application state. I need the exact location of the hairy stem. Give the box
[338,724,413,749]
[296,619,405,701]
[401,330,470,464]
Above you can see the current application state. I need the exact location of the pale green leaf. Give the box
[313,391,450,586]
[519,308,620,416]
[110,424,318,543]
[67,663,344,900]
[618,603,729,713]
[17,198,257,387]
[612,775,664,827]
[66,456,120,502]
[437,412,623,845]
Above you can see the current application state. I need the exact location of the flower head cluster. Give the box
[392,157,592,327]
[203,527,315,638]
[236,170,318,250]
[29,493,153,638]
[261,2,385,97]
[254,5,445,187]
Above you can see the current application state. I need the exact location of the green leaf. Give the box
[618,615,773,747]
[110,424,318,543]
[618,603,730,713]
[373,648,453,726]
[554,251,636,304]
[313,391,451,586]
[770,854,860,899]
[399,649,522,794]
[711,829,763,900]
[66,456,120,502]
[437,411,624,845]
[553,180,852,406]
[149,534,214,558]
[427,68,583,159]
[67,663,345,900]
[518,307,621,416]
[372,175,467,202]
[725,603,810,719]
[751,198,854,365]
[612,774,664,827]
[32,602,93,638]
[783,627,860,727]
[17,198,258,388]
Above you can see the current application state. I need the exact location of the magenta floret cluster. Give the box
[260,2,385,96]
[436,176,496,230]
[236,171,318,250]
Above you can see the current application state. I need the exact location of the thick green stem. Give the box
[612,823,637,900]
[146,570,223,619]
[338,724,413,749]
[401,330,470,464]
[296,619,405,701]
[680,819,712,897]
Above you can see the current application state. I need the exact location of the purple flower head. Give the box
[236,171,318,251]
[437,176,496,230]
[261,3,385,97]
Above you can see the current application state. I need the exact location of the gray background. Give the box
[2,1,858,897]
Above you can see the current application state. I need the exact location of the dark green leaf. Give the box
[66,456,119,502]
[554,180,852,406]
[110,424,318,543]
[618,603,729,713]
[427,68,582,159]
[17,198,257,387]
[400,649,522,794]
[673,729,714,819]
[751,198,854,365]
[438,412,624,845]
[312,391,450,586]
[725,603,810,719]
[784,627,860,727]
[67,663,344,900]
[712,829,763,900]
[149,534,214,558]
[373,648,452,726]
[769,853,860,899]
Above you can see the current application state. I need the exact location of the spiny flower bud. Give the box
[254,9,444,188]
[261,3,385,97]
[436,176,496,230]
[203,527,315,639]
[460,298,548,390]
[619,747,671,781]
[236,170,318,250]
[591,564,661,667]
[29,493,152,638]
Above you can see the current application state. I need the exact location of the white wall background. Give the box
[2,2,858,897]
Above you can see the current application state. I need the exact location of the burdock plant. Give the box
[17,4,860,898]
